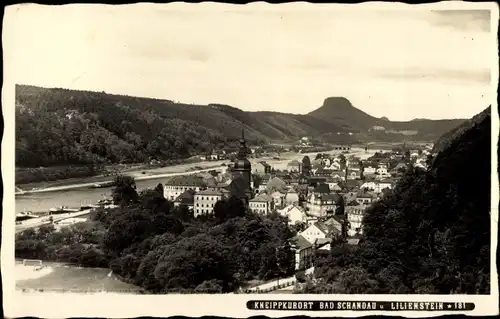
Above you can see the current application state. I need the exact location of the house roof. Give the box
[204,177,218,188]
[166,175,207,187]
[315,168,333,174]
[266,177,287,189]
[290,234,312,250]
[312,162,324,170]
[356,190,377,198]
[174,190,196,204]
[346,199,361,206]
[379,179,394,184]
[345,179,363,187]
[195,189,225,196]
[314,219,341,236]
[313,183,331,194]
[321,193,342,203]
[315,238,332,246]
[331,214,346,224]
[250,193,273,202]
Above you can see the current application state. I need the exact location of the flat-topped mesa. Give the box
[322,97,355,109]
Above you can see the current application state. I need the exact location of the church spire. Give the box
[238,128,248,159]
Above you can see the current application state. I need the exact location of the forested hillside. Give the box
[432,106,491,154]
[311,108,491,294]
[15,85,348,168]
[16,84,465,168]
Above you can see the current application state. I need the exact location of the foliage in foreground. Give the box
[310,109,491,294]
[16,183,295,293]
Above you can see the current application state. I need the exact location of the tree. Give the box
[302,156,312,176]
[112,175,138,205]
[295,270,307,283]
[154,183,164,196]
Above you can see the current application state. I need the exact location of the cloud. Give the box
[5,3,497,121]
[378,68,491,85]
[428,9,491,32]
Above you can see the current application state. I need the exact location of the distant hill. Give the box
[307,97,466,140]
[432,106,491,153]
[15,84,466,168]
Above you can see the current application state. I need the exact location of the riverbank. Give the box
[16,148,375,196]
[16,161,227,194]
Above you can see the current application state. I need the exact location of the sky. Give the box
[4,3,498,120]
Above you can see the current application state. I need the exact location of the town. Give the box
[160,131,433,276]
[14,130,435,293]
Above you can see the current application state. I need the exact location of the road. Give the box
[247,267,315,292]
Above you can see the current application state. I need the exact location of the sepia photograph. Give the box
[2,1,499,317]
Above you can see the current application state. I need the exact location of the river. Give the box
[15,148,376,214]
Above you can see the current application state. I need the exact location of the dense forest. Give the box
[308,107,492,294]
[432,106,491,153]
[16,178,296,293]
[16,85,465,170]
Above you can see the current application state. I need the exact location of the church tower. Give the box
[231,129,253,201]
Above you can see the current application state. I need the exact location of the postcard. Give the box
[2,1,499,317]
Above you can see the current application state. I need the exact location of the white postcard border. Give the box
[2,1,499,318]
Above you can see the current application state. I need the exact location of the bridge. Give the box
[331,145,352,150]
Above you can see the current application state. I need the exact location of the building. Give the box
[194,190,226,217]
[346,163,362,180]
[376,162,389,175]
[231,130,253,202]
[249,193,274,215]
[173,189,196,210]
[356,190,376,205]
[330,170,345,181]
[305,184,340,218]
[287,160,301,173]
[252,161,272,175]
[346,200,366,236]
[315,168,334,178]
[164,175,207,201]
[271,191,286,209]
[363,163,377,176]
[278,205,307,225]
[284,188,300,205]
[300,217,343,244]
[321,158,331,167]
[325,176,342,190]
[290,235,313,270]
[266,176,287,193]
[360,181,377,192]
